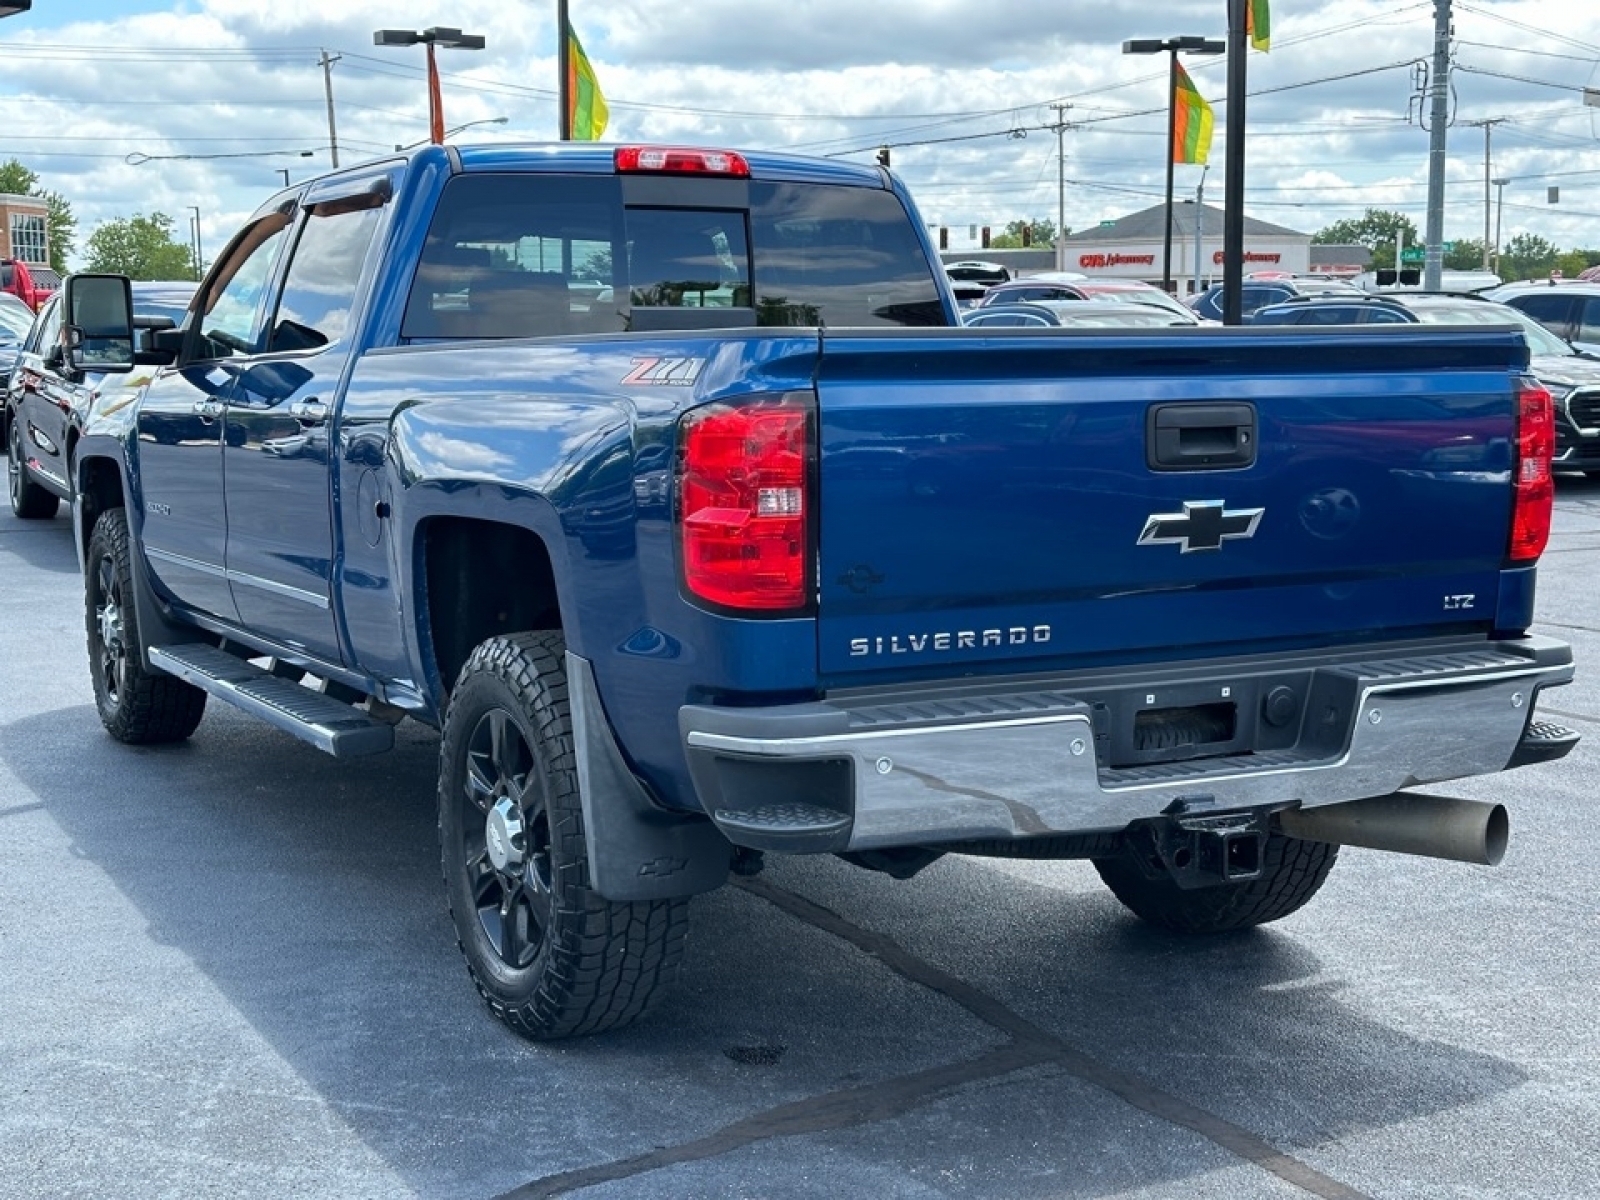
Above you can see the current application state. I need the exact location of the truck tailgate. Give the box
[815,326,1526,683]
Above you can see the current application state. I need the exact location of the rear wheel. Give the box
[1093,829,1338,934]
[438,631,688,1039]
[8,415,60,520]
[84,508,207,743]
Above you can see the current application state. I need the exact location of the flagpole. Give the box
[1222,0,1247,324]
[558,0,572,140]
[427,41,445,145]
[1162,49,1179,294]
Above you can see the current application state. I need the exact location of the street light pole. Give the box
[187,206,202,282]
[395,116,508,152]
[1123,35,1224,294]
[1493,177,1508,274]
[373,26,487,146]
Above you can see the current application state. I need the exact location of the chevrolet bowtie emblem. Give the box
[1137,500,1264,553]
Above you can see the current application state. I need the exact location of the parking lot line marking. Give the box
[738,877,1376,1200]
[496,1042,1045,1199]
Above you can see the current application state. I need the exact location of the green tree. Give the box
[1443,239,1486,270]
[84,212,196,280]
[1499,232,1559,283]
[990,218,1059,249]
[0,158,77,274]
[1313,209,1419,269]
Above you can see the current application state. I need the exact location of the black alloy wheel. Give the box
[84,508,206,743]
[8,415,60,519]
[438,631,688,1040]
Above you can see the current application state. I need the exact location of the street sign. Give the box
[1400,247,1425,264]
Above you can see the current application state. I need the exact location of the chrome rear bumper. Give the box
[680,636,1575,853]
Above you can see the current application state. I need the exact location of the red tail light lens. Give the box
[1509,377,1553,563]
[678,395,812,612]
[615,146,751,177]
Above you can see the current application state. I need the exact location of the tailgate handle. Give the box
[1147,403,1257,471]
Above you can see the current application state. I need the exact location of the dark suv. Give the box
[1482,281,1600,356]
[1190,277,1360,322]
[1251,290,1600,477]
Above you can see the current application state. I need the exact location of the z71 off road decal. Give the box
[621,356,706,386]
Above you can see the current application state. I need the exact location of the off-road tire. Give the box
[1093,828,1338,933]
[438,631,688,1040]
[8,415,61,520]
[84,508,207,743]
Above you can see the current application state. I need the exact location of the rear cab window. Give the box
[401,171,947,340]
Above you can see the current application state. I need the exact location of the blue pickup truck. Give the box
[60,142,1577,1039]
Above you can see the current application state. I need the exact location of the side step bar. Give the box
[149,644,395,758]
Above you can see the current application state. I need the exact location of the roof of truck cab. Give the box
[445,142,891,187]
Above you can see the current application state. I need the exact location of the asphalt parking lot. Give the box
[3,477,1598,1200]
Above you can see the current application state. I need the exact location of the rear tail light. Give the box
[1509,376,1553,563]
[678,394,813,612]
[615,146,751,177]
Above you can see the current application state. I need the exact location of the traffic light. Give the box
[938,226,948,250]
[876,146,891,168]
[981,226,991,249]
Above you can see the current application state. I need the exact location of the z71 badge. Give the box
[620,357,706,386]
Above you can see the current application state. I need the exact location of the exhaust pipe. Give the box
[1278,792,1508,866]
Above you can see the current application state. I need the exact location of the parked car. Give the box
[1251,290,1600,477]
[6,280,197,518]
[978,276,1198,321]
[0,292,36,441]
[964,299,1202,328]
[1481,280,1600,356]
[943,259,1013,309]
[1189,276,1359,322]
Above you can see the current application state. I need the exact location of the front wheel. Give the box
[1093,829,1338,934]
[8,415,60,520]
[84,508,207,743]
[438,631,688,1039]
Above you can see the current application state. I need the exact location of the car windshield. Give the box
[0,298,33,340]
[1408,300,1575,357]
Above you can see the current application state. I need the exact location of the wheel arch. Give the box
[418,515,563,697]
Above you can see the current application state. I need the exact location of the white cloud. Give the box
[1,0,1597,267]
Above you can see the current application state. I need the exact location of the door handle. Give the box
[1146,403,1258,471]
[288,397,328,427]
[192,397,225,422]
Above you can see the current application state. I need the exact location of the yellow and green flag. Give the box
[567,28,609,141]
[1247,0,1271,52]
[1172,61,1214,165]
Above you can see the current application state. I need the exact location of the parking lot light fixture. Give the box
[1122,35,1225,294]
[373,26,487,145]
[0,3,32,18]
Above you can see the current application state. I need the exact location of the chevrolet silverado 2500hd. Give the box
[60,142,1577,1039]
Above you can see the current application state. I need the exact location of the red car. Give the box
[1,258,57,311]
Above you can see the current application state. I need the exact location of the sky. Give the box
[2,0,1598,268]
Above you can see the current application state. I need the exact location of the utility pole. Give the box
[1422,0,1451,291]
[1050,103,1070,272]
[1468,118,1503,270]
[1194,165,1209,297]
[320,50,341,168]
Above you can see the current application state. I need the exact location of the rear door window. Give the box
[1576,297,1600,345]
[1512,292,1576,332]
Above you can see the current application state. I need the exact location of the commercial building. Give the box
[0,191,51,269]
[1055,200,1313,294]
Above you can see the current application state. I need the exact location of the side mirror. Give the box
[62,273,136,374]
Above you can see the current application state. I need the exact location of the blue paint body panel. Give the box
[73,141,1544,818]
